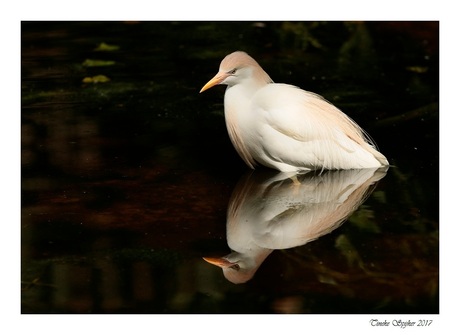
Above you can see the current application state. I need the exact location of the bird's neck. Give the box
[226,67,273,98]
[227,77,269,100]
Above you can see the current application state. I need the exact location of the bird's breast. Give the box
[224,87,260,168]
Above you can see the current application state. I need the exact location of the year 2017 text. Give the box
[370,319,433,328]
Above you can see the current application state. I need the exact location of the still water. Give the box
[21,21,438,313]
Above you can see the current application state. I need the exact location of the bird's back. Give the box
[246,84,388,172]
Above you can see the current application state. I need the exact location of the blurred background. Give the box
[21,21,438,313]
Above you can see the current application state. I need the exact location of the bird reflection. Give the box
[203,168,387,284]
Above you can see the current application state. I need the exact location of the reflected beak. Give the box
[203,257,236,268]
[199,72,229,93]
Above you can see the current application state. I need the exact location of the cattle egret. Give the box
[203,167,388,283]
[200,51,388,172]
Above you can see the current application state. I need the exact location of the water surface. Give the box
[21,21,439,314]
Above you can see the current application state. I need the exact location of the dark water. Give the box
[21,21,438,314]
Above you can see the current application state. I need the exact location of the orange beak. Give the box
[202,257,236,268]
[199,72,229,93]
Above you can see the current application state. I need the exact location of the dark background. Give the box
[21,21,438,314]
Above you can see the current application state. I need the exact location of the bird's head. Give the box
[203,254,255,284]
[203,250,269,284]
[200,51,272,93]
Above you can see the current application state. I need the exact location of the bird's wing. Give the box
[253,84,386,168]
[257,84,371,148]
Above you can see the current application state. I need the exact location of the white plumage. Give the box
[203,167,388,284]
[200,51,389,172]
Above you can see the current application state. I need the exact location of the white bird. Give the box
[203,167,388,284]
[200,51,389,172]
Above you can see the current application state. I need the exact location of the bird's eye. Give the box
[228,68,237,75]
[229,263,240,271]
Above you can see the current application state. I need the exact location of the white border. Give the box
[4,1,457,334]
